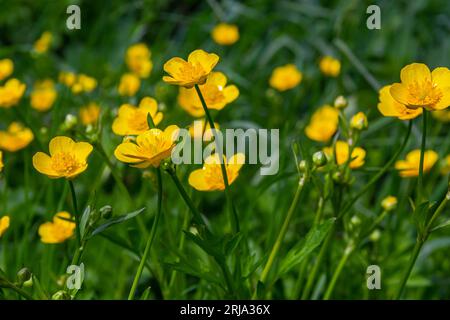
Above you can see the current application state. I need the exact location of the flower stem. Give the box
[323,244,353,300]
[395,191,449,299]
[68,180,81,246]
[417,110,427,202]
[259,178,305,285]
[128,168,163,300]
[194,84,240,233]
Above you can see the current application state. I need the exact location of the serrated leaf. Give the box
[90,207,146,237]
[279,218,335,276]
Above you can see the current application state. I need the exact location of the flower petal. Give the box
[400,63,431,85]
[188,50,219,73]
[32,152,59,178]
[49,136,75,156]
[188,169,210,191]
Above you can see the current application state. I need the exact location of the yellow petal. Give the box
[228,153,245,174]
[74,142,93,162]
[400,63,431,85]
[163,57,187,77]
[32,152,59,178]
[188,169,210,191]
[114,143,145,163]
[164,125,180,141]
[139,97,158,116]
[49,136,75,156]
[390,83,410,106]
[188,50,219,73]
[207,72,227,87]
[223,85,239,103]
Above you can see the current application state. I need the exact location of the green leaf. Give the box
[183,231,222,259]
[431,219,450,233]
[279,218,335,276]
[79,205,91,237]
[413,201,430,234]
[90,207,146,237]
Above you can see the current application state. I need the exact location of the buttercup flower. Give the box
[0,122,34,152]
[32,136,93,179]
[350,112,368,131]
[188,119,220,141]
[38,212,76,244]
[0,216,9,238]
[377,85,422,120]
[114,125,179,168]
[395,149,438,178]
[211,23,239,45]
[319,56,341,77]
[178,72,239,117]
[390,63,450,111]
[72,74,97,94]
[80,102,101,126]
[323,141,366,169]
[0,59,13,81]
[163,49,219,88]
[189,153,245,191]
[126,43,153,78]
[269,64,302,92]
[441,155,450,175]
[59,71,76,87]
[118,73,140,96]
[381,196,398,211]
[0,151,3,172]
[0,78,26,108]
[305,105,339,142]
[30,79,57,112]
[432,110,450,122]
[112,97,163,136]
[34,31,52,54]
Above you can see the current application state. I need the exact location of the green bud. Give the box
[334,95,348,109]
[298,160,308,173]
[52,290,71,300]
[312,151,327,167]
[16,268,32,286]
[369,229,381,242]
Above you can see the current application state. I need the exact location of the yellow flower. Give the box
[80,103,101,126]
[0,122,34,152]
[0,216,10,238]
[38,212,75,244]
[32,136,93,179]
[350,112,368,131]
[441,155,450,175]
[323,141,366,169]
[269,64,302,92]
[34,31,52,54]
[112,97,163,136]
[319,56,341,77]
[126,43,153,78]
[118,73,140,96]
[163,49,219,88]
[381,196,398,211]
[377,85,422,120]
[178,72,239,117]
[395,149,438,178]
[59,71,76,87]
[0,151,3,172]
[211,23,239,46]
[305,105,339,142]
[75,74,97,93]
[30,79,57,112]
[114,125,179,168]
[0,59,14,81]
[0,78,26,108]
[390,63,450,111]
[188,153,245,191]
[432,109,450,122]
[188,119,220,141]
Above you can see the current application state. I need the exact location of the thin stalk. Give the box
[257,177,306,291]
[1,280,35,300]
[395,191,449,299]
[323,244,353,300]
[417,110,427,201]
[194,84,239,233]
[68,180,81,246]
[128,168,163,300]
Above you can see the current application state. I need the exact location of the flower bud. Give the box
[52,290,71,300]
[298,160,308,173]
[381,196,398,211]
[350,215,361,226]
[312,151,327,167]
[369,229,381,242]
[64,114,78,129]
[350,112,368,131]
[334,95,348,109]
[16,268,32,286]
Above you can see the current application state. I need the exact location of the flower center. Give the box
[407,80,442,107]
[204,85,225,105]
[51,152,81,175]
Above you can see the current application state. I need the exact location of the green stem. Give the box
[194,84,239,233]
[256,176,306,292]
[417,110,427,202]
[395,191,449,299]
[323,244,353,300]
[68,180,81,246]
[128,168,163,300]
[1,280,35,300]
